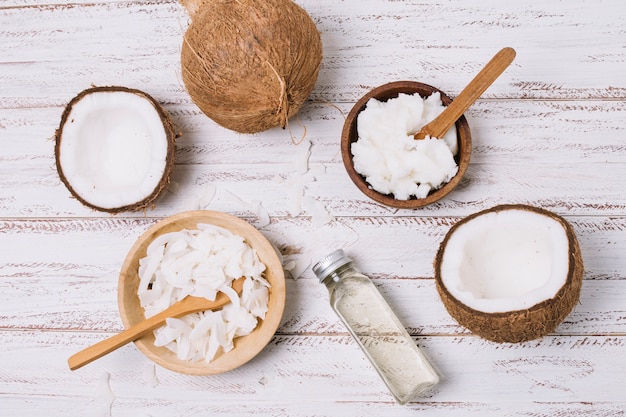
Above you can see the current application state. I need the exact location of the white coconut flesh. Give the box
[57,90,170,210]
[438,209,570,313]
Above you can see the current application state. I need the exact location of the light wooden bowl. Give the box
[117,210,286,375]
[341,81,472,209]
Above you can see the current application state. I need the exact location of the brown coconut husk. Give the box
[434,204,584,343]
[54,86,177,213]
[180,0,322,134]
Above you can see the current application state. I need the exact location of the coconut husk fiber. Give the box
[180,0,322,134]
[434,204,584,343]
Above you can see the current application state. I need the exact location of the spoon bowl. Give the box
[341,81,472,209]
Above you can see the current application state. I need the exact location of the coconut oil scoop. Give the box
[414,47,516,140]
[68,277,246,371]
[341,81,472,209]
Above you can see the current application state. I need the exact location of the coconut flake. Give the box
[180,184,217,211]
[138,224,270,363]
[252,200,271,227]
[292,139,311,175]
[284,256,311,280]
[303,196,334,227]
[94,372,115,417]
[222,191,271,228]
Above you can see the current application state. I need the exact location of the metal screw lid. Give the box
[312,249,352,282]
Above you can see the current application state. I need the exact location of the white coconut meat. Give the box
[137,224,270,363]
[438,209,571,313]
[56,88,173,211]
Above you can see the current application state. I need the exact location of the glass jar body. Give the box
[323,265,439,404]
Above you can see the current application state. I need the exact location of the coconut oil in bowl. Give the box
[313,249,439,404]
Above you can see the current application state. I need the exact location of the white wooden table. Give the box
[2,1,626,415]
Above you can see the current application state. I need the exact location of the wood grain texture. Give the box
[1,0,626,415]
[1,217,625,334]
[2,330,626,414]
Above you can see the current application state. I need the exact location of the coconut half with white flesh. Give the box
[55,86,176,212]
[434,204,583,343]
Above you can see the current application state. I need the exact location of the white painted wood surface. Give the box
[1,0,625,415]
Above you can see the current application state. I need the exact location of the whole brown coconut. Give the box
[180,0,323,134]
[434,204,584,343]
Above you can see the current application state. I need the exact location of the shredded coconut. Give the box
[137,224,270,363]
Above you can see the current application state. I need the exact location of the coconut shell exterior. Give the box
[180,0,322,134]
[434,204,584,343]
[54,86,177,213]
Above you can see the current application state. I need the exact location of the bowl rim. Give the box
[340,80,472,209]
[117,210,286,375]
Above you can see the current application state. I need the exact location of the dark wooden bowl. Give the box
[341,81,472,209]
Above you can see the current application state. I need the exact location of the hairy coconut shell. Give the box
[434,204,584,343]
[180,0,322,134]
[54,86,177,213]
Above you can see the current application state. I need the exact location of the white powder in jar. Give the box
[351,92,458,200]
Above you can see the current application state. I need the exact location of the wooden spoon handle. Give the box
[415,47,516,139]
[67,278,244,370]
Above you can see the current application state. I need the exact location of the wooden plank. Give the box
[4,98,626,168]
[1,215,625,282]
[0,0,625,106]
[3,394,625,417]
[2,97,626,219]
[1,330,625,411]
[1,217,625,333]
[2,268,625,335]
[2,157,626,217]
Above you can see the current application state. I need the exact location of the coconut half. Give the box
[55,86,176,212]
[434,204,583,343]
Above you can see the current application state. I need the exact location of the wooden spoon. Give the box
[414,47,516,140]
[68,277,246,371]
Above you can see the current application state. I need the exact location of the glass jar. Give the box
[313,249,439,404]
